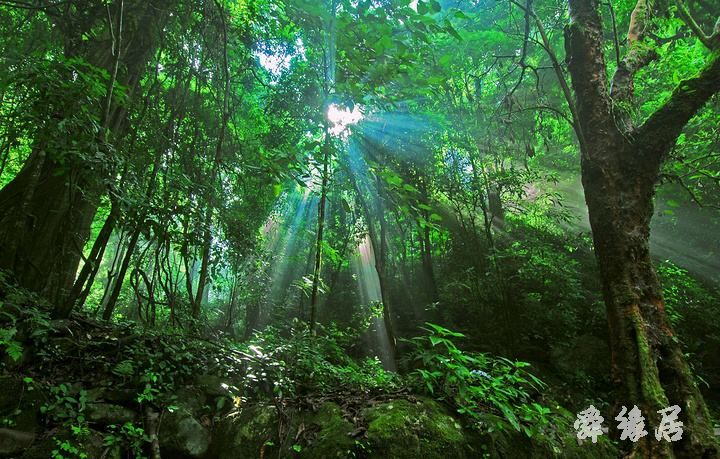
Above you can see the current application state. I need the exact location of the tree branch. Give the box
[663,173,720,209]
[566,0,614,151]
[637,49,720,153]
[506,0,533,99]
[610,0,659,109]
[511,0,587,152]
[675,0,720,50]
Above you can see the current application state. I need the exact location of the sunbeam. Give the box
[260,185,317,324]
[351,235,397,371]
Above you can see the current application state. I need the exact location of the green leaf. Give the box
[6,341,23,362]
[499,404,521,431]
[445,23,462,40]
[453,9,469,19]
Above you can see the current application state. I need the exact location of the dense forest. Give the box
[0,0,719,457]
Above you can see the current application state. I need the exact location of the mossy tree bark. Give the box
[566,0,720,456]
[0,0,175,315]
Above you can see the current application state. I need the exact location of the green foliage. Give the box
[0,0,719,454]
[0,327,22,362]
[104,423,149,459]
[657,260,720,387]
[94,327,234,405]
[657,260,712,326]
[136,371,161,404]
[0,272,52,364]
[52,437,88,459]
[6,56,118,177]
[240,320,400,400]
[41,383,88,425]
[405,323,551,437]
[40,383,91,459]
[499,221,592,342]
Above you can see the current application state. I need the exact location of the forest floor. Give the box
[0,296,619,459]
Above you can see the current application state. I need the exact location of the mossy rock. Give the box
[296,402,356,458]
[211,404,280,459]
[211,402,356,459]
[0,428,35,457]
[473,412,617,459]
[175,386,210,415]
[209,398,616,459]
[362,397,480,459]
[159,408,211,458]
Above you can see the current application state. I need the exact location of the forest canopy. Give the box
[0,0,719,458]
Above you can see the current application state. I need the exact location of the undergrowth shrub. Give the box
[0,270,53,365]
[238,320,400,401]
[657,260,720,399]
[404,323,554,438]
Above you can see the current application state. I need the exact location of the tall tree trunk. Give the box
[420,211,440,306]
[309,139,330,331]
[0,0,173,311]
[309,0,338,332]
[566,0,720,456]
[57,198,119,318]
[100,88,176,320]
[244,300,261,340]
[102,226,140,321]
[193,0,231,319]
[225,277,238,334]
[373,179,397,366]
[582,145,717,457]
[0,149,100,308]
[95,229,127,317]
[323,212,354,310]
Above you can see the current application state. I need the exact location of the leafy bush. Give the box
[104,422,149,459]
[405,323,552,437]
[0,271,53,364]
[657,260,717,327]
[0,326,23,362]
[657,260,720,392]
[41,383,88,424]
[238,320,400,401]
[40,383,91,459]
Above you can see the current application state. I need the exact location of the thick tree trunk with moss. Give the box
[566,0,720,457]
[0,0,174,315]
[0,150,100,307]
[582,142,717,458]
